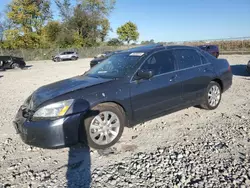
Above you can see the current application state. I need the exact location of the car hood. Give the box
[30,75,113,109]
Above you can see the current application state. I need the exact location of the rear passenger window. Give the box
[200,55,208,64]
[175,49,201,69]
[141,50,176,75]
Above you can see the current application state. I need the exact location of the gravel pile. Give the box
[89,115,250,188]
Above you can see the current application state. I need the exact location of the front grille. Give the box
[22,106,35,119]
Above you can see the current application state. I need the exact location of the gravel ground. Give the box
[0,55,249,188]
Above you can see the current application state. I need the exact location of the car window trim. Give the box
[130,48,177,82]
[130,62,211,83]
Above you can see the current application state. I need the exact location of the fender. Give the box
[66,99,90,116]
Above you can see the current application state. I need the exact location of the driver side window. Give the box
[140,50,176,76]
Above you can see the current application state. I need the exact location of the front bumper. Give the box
[13,108,82,149]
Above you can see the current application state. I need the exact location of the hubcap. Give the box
[208,85,221,107]
[89,111,120,145]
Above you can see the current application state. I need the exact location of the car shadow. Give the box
[67,145,92,187]
[22,65,33,70]
[0,75,3,78]
[66,101,100,188]
[231,64,250,76]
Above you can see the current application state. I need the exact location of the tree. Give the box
[7,0,52,33]
[55,0,116,47]
[107,38,123,46]
[117,21,139,44]
[5,0,52,48]
[141,39,155,45]
[44,21,61,42]
[99,18,110,42]
[55,0,72,21]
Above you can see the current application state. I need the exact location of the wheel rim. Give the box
[208,85,221,107]
[12,63,19,69]
[89,111,120,145]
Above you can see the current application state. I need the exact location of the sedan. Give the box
[13,45,232,149]
[0,56,26,69]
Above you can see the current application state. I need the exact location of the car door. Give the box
[60,52,67,59]
[174,49,214,104]
[130,50,182,121]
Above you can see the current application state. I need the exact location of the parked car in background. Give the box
[0,56,26,69]
[90,50,122,68]
[247,60,250,73]
[52,51,79,62]
[198,45,220,58]
[13,44,232,150]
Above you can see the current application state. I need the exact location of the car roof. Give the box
[120,44,165,54]
[118,44,201,55]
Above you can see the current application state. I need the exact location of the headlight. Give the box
[33,99,74,118]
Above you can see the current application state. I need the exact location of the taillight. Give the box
[228,65,231,71]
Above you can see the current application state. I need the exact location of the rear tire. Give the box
[11,63,20,69]
[82,103,125,149]
[72,56,78,61]
[216,52,219,58]
[200,81,222,110]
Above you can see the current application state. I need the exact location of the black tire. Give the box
[55,57,61,62]
[82,103,125,149]
[11,63,20,69]
[71,56,78,61]
[216,52,219,58]
[200,81,222,110]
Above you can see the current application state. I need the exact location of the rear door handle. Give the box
[169,74,177,82]
[204,68,212,72]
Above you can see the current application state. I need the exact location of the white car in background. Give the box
[52,51,79,62]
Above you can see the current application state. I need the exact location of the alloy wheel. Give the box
[89,111,120,146]
[208,85,221,107]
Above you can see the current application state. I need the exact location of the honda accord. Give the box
[13,44,232,149]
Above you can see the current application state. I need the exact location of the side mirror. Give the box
[136,70,154,80]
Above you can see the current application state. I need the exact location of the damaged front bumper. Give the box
[13,107,82,149]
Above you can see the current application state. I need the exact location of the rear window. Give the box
[201,50,217,62]
[174,49,202,69]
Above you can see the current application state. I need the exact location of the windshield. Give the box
[86,52,143,79]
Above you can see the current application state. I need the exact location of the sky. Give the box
[1,0,250,42]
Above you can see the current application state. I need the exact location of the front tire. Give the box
[200,81,222,110]
[82,103,125,149]
[55,57,61,62]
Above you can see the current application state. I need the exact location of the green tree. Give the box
[99,18,111,42]
[107,38,123,46]
[44,21,61,42]
[5,0,52,48]
[141,39,155,45]
[117,21,139,44]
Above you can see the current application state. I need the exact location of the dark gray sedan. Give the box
[13,44,232,150]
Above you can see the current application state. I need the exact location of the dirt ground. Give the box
[0,55,249,187]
